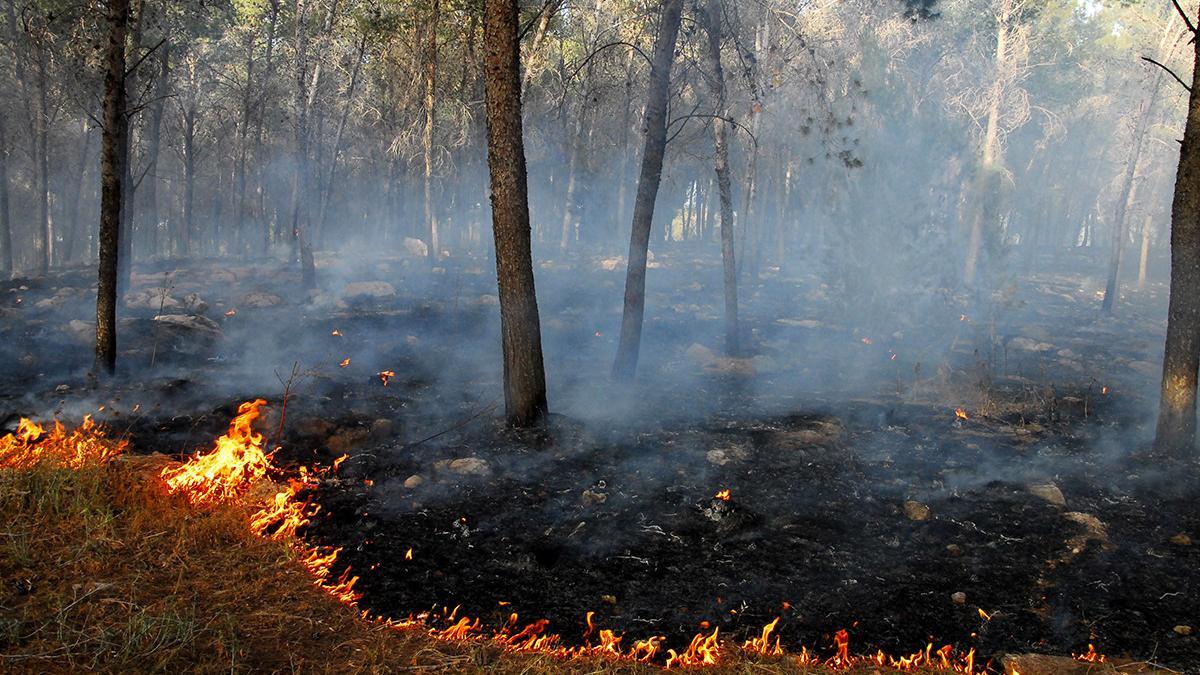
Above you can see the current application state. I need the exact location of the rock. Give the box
[1063,511,1112,553]
[946,544,964,557]
[581,488,607,506]
[775,318,824,328]
[66,320,94,344]
[1009,336,1055,352]
[180,292,208,314]
[368,418,394,439]
[404,475,424,489]
[904,500,930,521]
[241,291,283,308]
[1170,533,1193,546]
[341,281,397,300]
[1175,625,1193,636]
[706,445,750,466]
[402,237,429,258]
[1028,483,1066,507]
[951,591,966,604]
[327,427,369,454]
[447,457,490,477]
[151,314,223,349]
[126,289,180,310]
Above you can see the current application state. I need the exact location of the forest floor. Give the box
[0,246,1194,673]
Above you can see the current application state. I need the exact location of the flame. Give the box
[1101,386,1110,395]
[331,329,342,336]
[743,617,783,656]
[224,309,237,317]
[405,547,413,561]
[1074,643,1105,663]
[0,415,125,469]
[861,337,872,345]
[378,370,395,386]
[714,489,731,501]
[955,407,969,421]
[160,399,270,507]
[666,627,720,667]
[978,608,991,621]
[339,358,351,368]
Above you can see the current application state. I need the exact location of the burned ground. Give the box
[0,251,1195,672]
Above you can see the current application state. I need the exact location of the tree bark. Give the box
[482,0,548,427]
[699,0,739,356]
[611,0,685,381]
[0,110,10,274]
[1154,30,1200,456]
[424,0,440,262]
[96,0,130,375]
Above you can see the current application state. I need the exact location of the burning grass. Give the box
[0,412,1150,674]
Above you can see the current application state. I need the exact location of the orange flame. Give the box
[331,329,342,336]
[955,407,969,421]
[0,415,125,469]
[666,627,720,668]
[378,370,395,386]
[743,617,783,656]
[1074,643,1105,663]
[339,358,351,368]
[160,399,270,507]
[224,309,237,317]
[714,489,731,501]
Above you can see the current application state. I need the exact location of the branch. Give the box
[125,38,166,79]
[1172,0,1197,36]
[666,112,758,148]
[1142,56,1191,93]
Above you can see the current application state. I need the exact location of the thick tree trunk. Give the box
[290,0,317,289]
[424,0,440,262]
[611,0,685,381]
[0,110,10,274]
[699,0,739,356]
[1154,34,1200,456]
[96,0,130,375]
[482,0,548,427]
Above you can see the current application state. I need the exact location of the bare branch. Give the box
[1142,56,1192,93]
[1172,0,1197,36]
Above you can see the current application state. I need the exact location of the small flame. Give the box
[861,337,872,345]
[666,627,720,667]
[714,489,731,501]
[339,358,351,368]
[955,407,969,421]
[978,608,991,621]
[378,370,395,386]
[405,547,413,561]
[743,617,783,656]
[1101,386,1109,395]
[224,309,237,317]
[331,329,342,336]
[1074,643,1105,663]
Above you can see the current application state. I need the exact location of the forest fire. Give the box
[160,398,270,506]
[0,415,125,469]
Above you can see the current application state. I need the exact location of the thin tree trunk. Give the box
[96,0,130,375]
[34,40,49,273]
[424,0,440,262]
[611,0,685,381]
[235,29,256,254]
[0,110,10,274]
[1155,28,1200,456]
[142,44,168,258]
[1138,213,1152,291]
[254,0,281,255]
[520,0,563,90]
[699,0,738,356]
[483,0,548,426]
[62,119,93,263]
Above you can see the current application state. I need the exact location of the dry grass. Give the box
[0,453,1109,674]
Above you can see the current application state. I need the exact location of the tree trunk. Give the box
[182,108,195,255]
[235,29,256,254]
[34,40,50,273]
[317,30,367,241]
[482,0,548,427]
[0,110,10,275]
[1154,32,1200,456]
[142,44,169,258]
[96,0,130,375]
[699,0,739,356]
[520,0,563,90]
[290,0,317,289]
[1138,212,1152,291]
[424,0,440,262]
[254,0,281,255]
[611,0,685,381]
[62,119,93,263]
